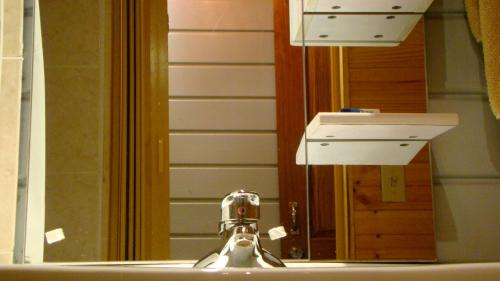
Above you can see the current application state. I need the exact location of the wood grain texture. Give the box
[349,162,432,188]
[107,0,170,261]
[349,82,427,113]
[274,0,308,259]
[310,237,336,259]
[353,185,433,211]
[355,234,435,260]
[138,0,170,260]
[306,47,336,259]
[346,19,435,260]
[354,210,435,235]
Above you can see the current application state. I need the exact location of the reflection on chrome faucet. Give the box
[193,190,285,268]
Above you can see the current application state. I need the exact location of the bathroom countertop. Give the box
[0,262,499,281]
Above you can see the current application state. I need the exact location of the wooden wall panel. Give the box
[350,163,432,189]
[353,186,433,211]
[354,210,434,235]
[170,133,277,164]
[348,45,425,69]
[346,20,436,260]
[306,48,336,259]
[169,100,276,130]
[355,234,435,260]
[169,65,276,97]
[349,82,427,113]
[168,0,273,31]
[170,167,278,199]
[169,0,278,259]
[274,0,308,259]
[168,32,274,63]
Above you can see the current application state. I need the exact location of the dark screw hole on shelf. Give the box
[326,135,335,138]
[374,34,384,38]
[331,5,341,10]
[400,143,409,147]
[386,15,396,19]
[328,15,337,19]
[319,34,329,38]
[320,143,330,146]
[392,5,402,10]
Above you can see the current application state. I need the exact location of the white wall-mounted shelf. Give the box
[296,112,459,165]
[290,0,435,46]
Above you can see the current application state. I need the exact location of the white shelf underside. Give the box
[296,113,459,165]
[290,0,435,46]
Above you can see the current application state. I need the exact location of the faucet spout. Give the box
[193,190,285,268]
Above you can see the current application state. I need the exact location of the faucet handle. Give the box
[221,190,260,222]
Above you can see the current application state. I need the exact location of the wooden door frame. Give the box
[274,0,340,260]
[108,0,169,261]
[273,0,309,259]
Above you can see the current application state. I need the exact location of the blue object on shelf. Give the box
[339,108,362,113]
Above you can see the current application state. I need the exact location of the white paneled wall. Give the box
[426,0,500,262]
[167,0,279,259]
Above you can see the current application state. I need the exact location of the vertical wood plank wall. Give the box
[346,21,436,260]
[167,0,280,259]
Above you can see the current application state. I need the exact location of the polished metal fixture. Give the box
[193,190,285,268]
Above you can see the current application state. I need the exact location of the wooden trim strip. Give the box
[108,0,130,261]
[138,0,170,260]
[274,0,309,259]
[108,0,169,261]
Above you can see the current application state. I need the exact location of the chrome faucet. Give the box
[193,190,286,268]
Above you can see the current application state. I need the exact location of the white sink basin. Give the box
[0,261,499,281]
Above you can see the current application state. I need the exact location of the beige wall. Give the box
[0,0,24,264]
[426,0,500,262]
[167,0,280,259]
[39,0,111,262]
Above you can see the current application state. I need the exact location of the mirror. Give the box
[15,0,286,263]
[15,0,500,264]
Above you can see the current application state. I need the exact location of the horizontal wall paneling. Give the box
[168,0,273,31]
[169,65,276,97]
[170,133,277,165]
[168,32,274,64]
[168,0,277,259]
[170,167,278,199]
[170,202,279,234]
[169,99,276,131]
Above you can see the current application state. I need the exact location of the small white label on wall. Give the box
[45,228,65,244]
[268,226,287,240]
